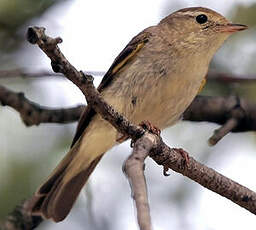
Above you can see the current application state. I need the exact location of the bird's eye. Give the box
[196,14,208,24]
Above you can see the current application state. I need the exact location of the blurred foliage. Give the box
[203,80,256,103]
[230,3,256,26]
[0,159,35,216]
[0,0,67,52]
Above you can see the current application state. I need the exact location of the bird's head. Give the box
[160,7,247,57]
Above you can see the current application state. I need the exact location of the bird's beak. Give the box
[217,23,248,33]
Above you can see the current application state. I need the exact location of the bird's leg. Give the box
[117,120,161,146]
[129,120,161,148]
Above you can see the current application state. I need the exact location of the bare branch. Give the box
[123,135,155,230]
[207,70,256,83]
[0,85,83,126]
[207,96,245,145]
[0,200,43,230]
[208,117,238,145]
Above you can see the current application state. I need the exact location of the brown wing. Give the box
[71,30,151,147]
[70,105,94,147]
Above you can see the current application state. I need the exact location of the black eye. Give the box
[196,14,208,24]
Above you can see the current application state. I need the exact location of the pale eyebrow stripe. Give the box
[172,14,195,19]
[176,11,209,18]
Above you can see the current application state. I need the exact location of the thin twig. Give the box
[123,135,155,230]
[207,96,246,145]
[208,118,238,145]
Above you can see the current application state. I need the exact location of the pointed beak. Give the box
[217,23,248,33]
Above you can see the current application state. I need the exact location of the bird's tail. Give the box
[28,116,116,222]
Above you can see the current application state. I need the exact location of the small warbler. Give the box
[29,7,247,222]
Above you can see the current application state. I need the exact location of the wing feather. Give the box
[71,31,151,147]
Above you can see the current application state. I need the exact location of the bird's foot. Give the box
[162,148,189,175]
[139,120,161,136]
[163,165,170,176]
[173,148,190,167]
[130,120,161,147]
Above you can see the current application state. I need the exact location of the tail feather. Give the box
[49,155,103,222]
[29,154,103,222]
[29,115,117,222]
[41,172,64,219]
[37,143,80,195]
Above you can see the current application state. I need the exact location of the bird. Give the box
[29,7,247,222]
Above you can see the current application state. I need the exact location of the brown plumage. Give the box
[28,7,247,222]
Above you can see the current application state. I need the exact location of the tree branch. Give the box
[0,85,83,126]
[207,70,256,83]
[183,95,256,132]
[123,135,154,230]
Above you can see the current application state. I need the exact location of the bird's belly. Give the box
[127,74,203,129]
[103,56,206,130]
